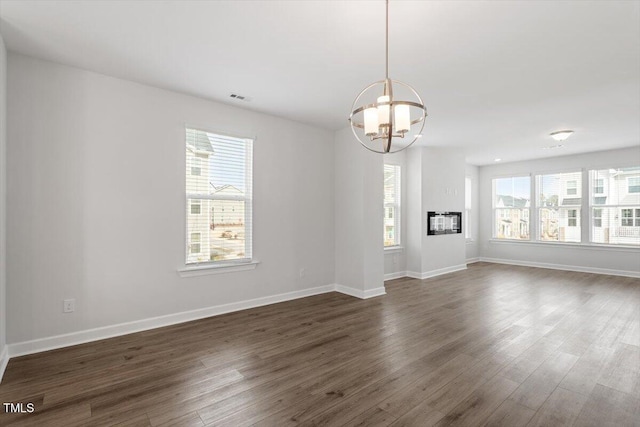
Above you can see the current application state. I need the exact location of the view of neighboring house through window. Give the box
[384,164,401,247]
[594,178,604,194]
[465,177,471,239]
[185,128,253,264]
[537,171,582,243]
[590,167,640,246]
[493,176,531,240]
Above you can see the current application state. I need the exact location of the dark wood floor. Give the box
[1,262,639,426]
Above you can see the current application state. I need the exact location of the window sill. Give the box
[489,239,639,252]
[178,260,260,277]
[384,246,404,254]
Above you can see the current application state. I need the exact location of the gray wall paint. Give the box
[3,51,638,351]
[6,53,335,344]
[478,147,640,274]
[406,147,466,275]
[334,127,384,292]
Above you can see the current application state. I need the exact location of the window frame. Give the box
[384,164,402,249]
[490,165,639,248]
[589,167,640,246]
[492,174,532,241]
[465,176,472,240]
[535,170,582,243]
[183,126,255,270]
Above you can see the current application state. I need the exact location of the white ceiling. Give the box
[0,0,638,165]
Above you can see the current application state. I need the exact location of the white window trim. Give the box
[488,238,639,252]
[384,164,401,248]
[534,170,583,243]
[490,167,639,247]
[588,168,640,246]
[178,260,260,277]
[183,126,257,269]
[492,174,532,241]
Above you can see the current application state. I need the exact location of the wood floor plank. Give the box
[596,343,640,398]
[0,263,637,427]
[389,403,445,427]
[433,375,519,427]
[480,399,536,427]
[508,351,579,411]
[573,384,640,427]
[525,386,588,427]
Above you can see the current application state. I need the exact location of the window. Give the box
[190,157,202,176]
[190,200,201,215]
[594,178,604,194]
[593,208,602,227]
[465,177,471,239]
[590,167,640,245]
[384,164,401,247]
[189,233,201,254]
[493,176,530,240]
[186,128,253,264]
[620,208,640,227]
[537,171,581,243]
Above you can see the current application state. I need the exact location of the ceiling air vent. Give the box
[229,93,251,102]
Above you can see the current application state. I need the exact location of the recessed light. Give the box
[494,158,502,162]
[550,130,574,141]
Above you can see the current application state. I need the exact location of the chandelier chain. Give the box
[385,0,389,79]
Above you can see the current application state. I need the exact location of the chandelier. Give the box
[349,0,427,154]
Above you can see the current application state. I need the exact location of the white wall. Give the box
[479,147,640,275]
[383,150,407,279]
[6,53,336,346]
[406,147,467,277]
[334,127,384,297]
[465,164,480,261]
[0,34,8,378]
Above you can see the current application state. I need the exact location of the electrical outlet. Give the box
[63,299,75,313]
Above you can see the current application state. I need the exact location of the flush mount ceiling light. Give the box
[550,130,574,141]
[348,0,427,154]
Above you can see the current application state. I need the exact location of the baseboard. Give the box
[479,257,640,278]
[466,257,480,264]
[0,345,8,384]
[384,271,407,281]
[406,264,468,280]
[334,284,386,299]
[7,284,336,358]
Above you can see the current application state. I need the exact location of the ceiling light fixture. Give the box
[550,130,574,141]
[348,0,427,153]
[494,158,502,162]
